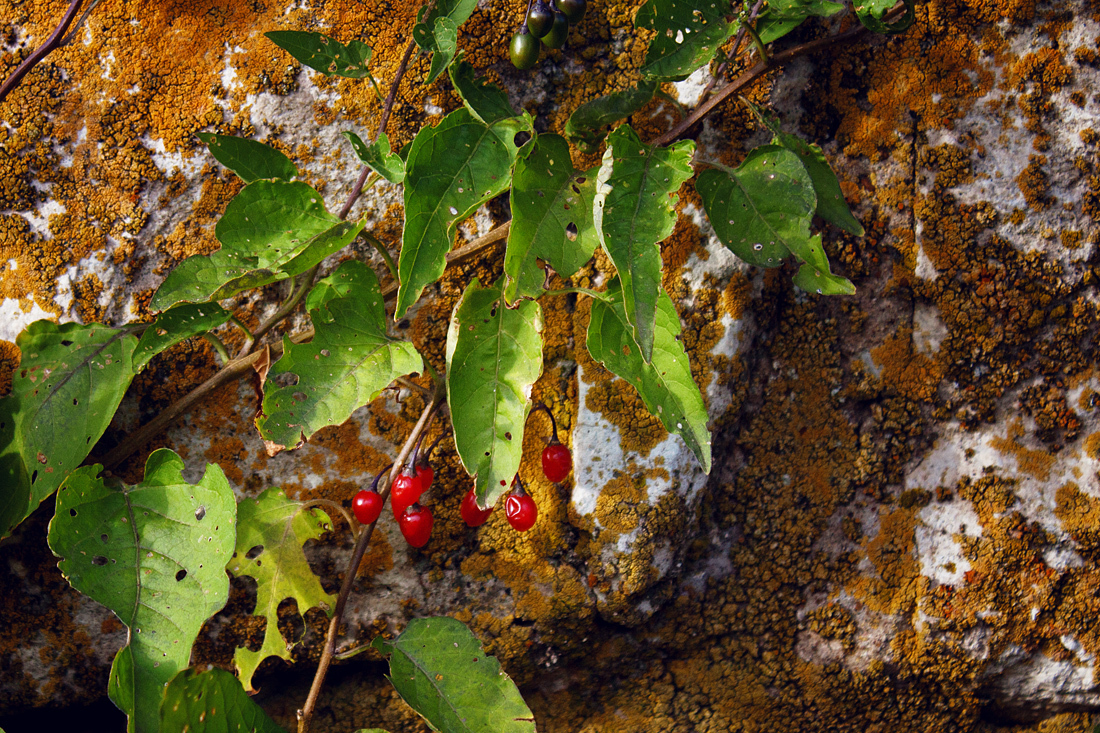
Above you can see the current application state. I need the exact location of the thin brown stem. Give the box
[699,0,767,101]
[0,0,86,105]
[297,394,440,733]
[237,265,320,358]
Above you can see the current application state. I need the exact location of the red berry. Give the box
[460,488,493,527]
[398,504,433,548]
[414,463,434,492]
[505,493,538,532]
[391,471,424,517]
[541,443,572,483]
[352,489,383,525]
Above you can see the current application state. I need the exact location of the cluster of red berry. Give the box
[508,0,587,69]
[350,405,573,548]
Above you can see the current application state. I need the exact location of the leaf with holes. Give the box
[160,667,287,733]
[412,0,478,85]
[265,31,373,78]
[564,81,657,153]
[227,487,335,692]
[446,277,543,509]
[395,108,530,318]
[343,131,405,184]
[47,449,236,733]
[505,133,599,304]
[745,102,863,235]
[587,279,712,472]
[151,180,364,310]
[256,261,422,452]
[449,59,517,126]
[0,321,137,539]
[372,617,534,733]
[696,144,816,268]
[133,303,232,371]
[593,124,694,363]
[791,234,855,295]
[196,133,298,183]
[636,0,736,82]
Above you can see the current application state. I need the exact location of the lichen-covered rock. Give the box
[2,0,1100,731]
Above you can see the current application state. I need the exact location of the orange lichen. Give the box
[871,328,944,403]
[990,421,1057,481]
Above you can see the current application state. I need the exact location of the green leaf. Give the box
[372,617,534,733]
[696,145,816,268]
[343,131,406,184]
[0,321,137,539]
[745,102,863,235]
[161,667,287,733]
[196,133,298,183]
[445,277,543,508]
[791,235,855,295]
[152,180,364,310]
[593,124,695,363]
[856,0,916,34]
[412,0,478,85]
[227,487,336,692]
[505,133,599,304]
[564,81,658,153]
[48,450,237,733]
[586,279,711,472]
[257,261,422,452]
[133,303,232,371]
[750,0,845,45]
[265,31,373,78]
[449,59,517,125]
[636,0,736,82]
[395,108,530,318]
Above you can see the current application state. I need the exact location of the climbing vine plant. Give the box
[0,0,913,730]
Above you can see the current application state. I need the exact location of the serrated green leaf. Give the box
[636,0,735,82]
[593,124,694,363]
[152,181,364,310]
[587,279,711,472]
[196,133,298,183]
[343,131,405,184]
[564,81,658,153]
[696,145,817,267]
[856,0,916,33]
[160,667,287,733]
[0,321,137,539]
[505,133,600,304]
[396,108,530,318]
[133,303,232,371]
[48,450,236,733]
[372,617,534,733]
[412,0,477,85]
[257,262,422,451]
[745,102,864,236]
[446,277,543,508]
[791,235,855,295]
[449,59,517,125]
[228,487,336,692]
[265,31,373,78]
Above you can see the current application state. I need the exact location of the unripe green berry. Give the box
[510,30,540,69]
[554,0,586,23]
[541,11,568,50]
[526,0,555,39]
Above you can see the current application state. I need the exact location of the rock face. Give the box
[2,0,1100,731]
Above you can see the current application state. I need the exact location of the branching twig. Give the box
[297,393,441,733]
[0,0,86,105]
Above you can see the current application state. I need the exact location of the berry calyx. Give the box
[398,503,433,548]
[352,489,383,525]
[460,488,493,527]
[554,0,586,23]
[541,442,572,483]
[541,11,569,49]
[391,469,424,517]
[509,29,539,69]
[526,0,554,38]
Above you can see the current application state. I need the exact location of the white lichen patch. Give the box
[915,500,982,587]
